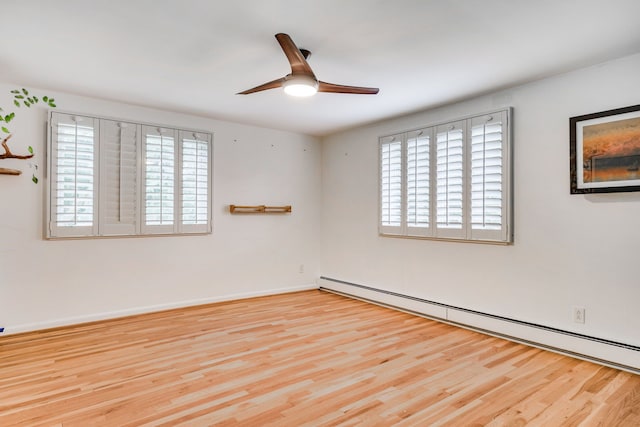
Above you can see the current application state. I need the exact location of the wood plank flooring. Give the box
[0,290,639,426]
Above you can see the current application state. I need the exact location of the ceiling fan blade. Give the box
[318,81,379,95]
[275,33,315,77]
[237,77,286,95]
[239,33,379,97]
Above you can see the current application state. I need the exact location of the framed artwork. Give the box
[570,104,640,194]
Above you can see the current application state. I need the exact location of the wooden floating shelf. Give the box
[0,167,22,176]
[229,205,292,214]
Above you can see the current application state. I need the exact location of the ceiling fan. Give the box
[237,33,379,97]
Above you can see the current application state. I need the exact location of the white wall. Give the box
[320,53,640,349]
[2,52,639,364]
[0,84,322,333]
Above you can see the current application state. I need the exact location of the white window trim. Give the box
[46,111,213,239]
[378,108,512,244]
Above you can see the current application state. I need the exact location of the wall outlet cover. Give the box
[573,307,586,324]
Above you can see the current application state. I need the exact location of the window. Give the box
[406,129,430,233]
[380,137,402,232]
[180,130,210,228]
[47,112,212,238]
[379,109,512,243]
[50,115,97,237]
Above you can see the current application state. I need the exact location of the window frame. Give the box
[46,111,213,239]
[378,108,512,244]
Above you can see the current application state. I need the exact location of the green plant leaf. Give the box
[28,146,34,154]
[13,100,20,107]
[2,126,9,133]
[10,89,19,94]
[24,101,31,107]
[15,95,24,99]
[0,116,3,122]
[22,88,28,95]
[9,112,15,119]
[33,96,38,103]
[43,96,48,102]
[4,115,11,122]
[32,175,38,184]
[50,103,56,108]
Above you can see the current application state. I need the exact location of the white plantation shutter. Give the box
[179,131,211,233]
[99,120,139,236]
[470,111,509,241]
[406,129,431,236]
[380,135,402,234]
[378,109,511,243]
[436,121,465,239]
[47,111,212,239]
[49,113,98,237]
[142,126,177,234]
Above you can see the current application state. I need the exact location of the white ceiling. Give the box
[3,0,640,136]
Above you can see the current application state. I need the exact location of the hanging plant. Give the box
[0,88,56,182]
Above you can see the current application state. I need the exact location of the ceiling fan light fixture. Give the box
[238,33,379,96]
[283,75,318,97]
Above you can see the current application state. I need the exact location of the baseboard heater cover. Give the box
[318,277,639,374]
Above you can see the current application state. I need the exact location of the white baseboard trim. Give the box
[318,277,640,374]
[3,284,319,336]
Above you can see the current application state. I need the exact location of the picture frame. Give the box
[570,104,640,194]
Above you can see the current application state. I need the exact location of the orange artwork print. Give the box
[582,117,640,183]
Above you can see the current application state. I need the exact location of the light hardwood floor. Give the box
[0,290,638,426]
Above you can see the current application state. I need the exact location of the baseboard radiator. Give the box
[318,277,640,374]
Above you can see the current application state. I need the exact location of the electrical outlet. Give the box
[573,307,586,324]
